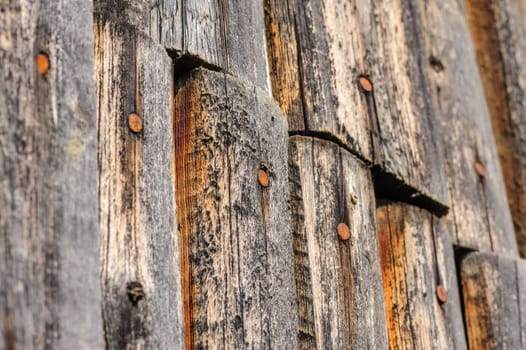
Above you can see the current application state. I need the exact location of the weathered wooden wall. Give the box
[1,1,103,348]
[3,0,526,349]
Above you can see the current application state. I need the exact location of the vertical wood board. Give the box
[174,67,297,349]
[288,135,389,349]
[0,1,103,348]
[417,0,518,254]
[377,203,467,350]
[95,19,184,349]
[462,252,526,349]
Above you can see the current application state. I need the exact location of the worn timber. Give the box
[0,1,103,348]
[174,68,297,349]
[95,13,184,348]
[417,0,518,255]
[147,0,271,90]
[465,0,526,257]
[264,0,448,214]
[462,252,526,349]
[377,202,467,350]
[288,136,389,349]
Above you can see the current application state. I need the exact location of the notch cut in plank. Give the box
[0,0,103,348]
[174,67,297,350]
[462,252,526,349]
[416,0,518,255]
[465,0,526,257]
[377,202,467,350]
[148,0,270,90]
[288,135,389,349]
[264,0,449,215]
[95,20,184,348]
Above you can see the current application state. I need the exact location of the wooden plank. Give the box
[95,18,184,348]
[0,1,103,348]
[416,0,518,255]
[377,203,467,350]
[464,0,526,257]
[288,136,389,349]
[174,68,297,349]
[462,252,526,349]
[148,0,270,90]
[264,0,449,214]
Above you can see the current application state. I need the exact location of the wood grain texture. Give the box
[417,0,518,255]
[149,0,270,90]
[174,68,297,349]
[95,18,184,349]
[462,252,526,349]
[288,136,389,350]
[377,203,467,350]
[465,0,526,257]
[264,0,448,214]
[0,1,103,348]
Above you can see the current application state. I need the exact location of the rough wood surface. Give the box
[0,1,103,348]
[462,252,526,349]
[264,0,448,214]
[174,68,297,349]
[95,17,184,349]
[465,0,526,258]
[288,136,389,350]
[148,0,270,90]
[377,203,467,350]
[417,0,518,255]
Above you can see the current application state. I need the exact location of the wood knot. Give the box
[126,281,145,306]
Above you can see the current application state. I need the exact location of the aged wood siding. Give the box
[149,0,270,90]
[288,136,388,349]
[264,0,448,214]
[462,252,526,349]
[94,9,184,348]
[417,0,518,255]
[174,68,297,349]
[465,0,526,257]
[377,203,467,350]
[0,1,103,348]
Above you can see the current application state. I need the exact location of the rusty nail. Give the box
[128,113,143,133]
[351,194,358,204]
[258,169,269,188]
[126,281,145,306]
[358,76,373,93]
[337,223,350,241]
[436,285,448,303]
[474,162,487,179]
[36,52,50,75]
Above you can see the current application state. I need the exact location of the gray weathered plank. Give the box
[288,135,389,349]
[464,0,526,257]
[148,0,270,90]
[462,252,526,349]
[174,67,297,349]
[0,0,103,348]
[95,17,184,349]
[377,203,467,350]
[417,0,519,255]
[264,0,449,214]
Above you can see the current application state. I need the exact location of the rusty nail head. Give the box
[258,169,269,188]
[358,76,373,93]
[474,162,487,179]
[436,285,448,303]
[128,113,143,133]
[36,53,50,75]
[337,223,350,241]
